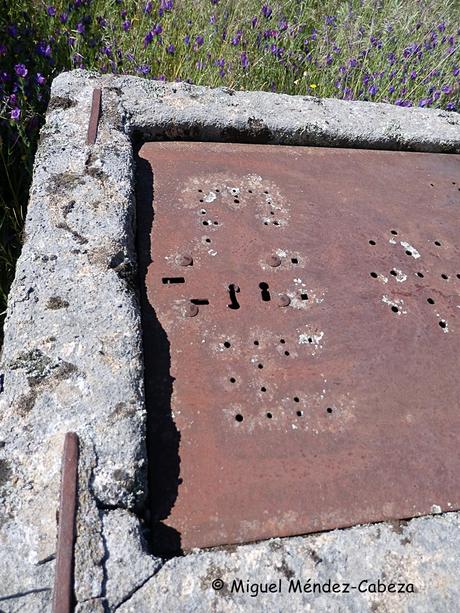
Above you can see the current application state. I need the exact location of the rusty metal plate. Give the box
[136,142,460,554]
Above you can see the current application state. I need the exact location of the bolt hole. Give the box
[266,412,272,419]
[230,377,236,383]
[300,293,308,300]
[390,270,397,276]
[430,183,434,187]
[259,282,271,302]
[234,199,239,204]
[427,298,435,305]
[199,199,204,203]
[369,240,376,245]
[202,220,209,226]
[284,351,290,356]
[198,189,203,193]
[248,189,252,193]
[296,410,303,417]
[273,221,280,226]
[405,250,412,256]
[308,337,312,343]
[370,272,378,278]
[227,283,240,310]
[391,305,399,313]
[294,397,299,402]
[434,240,442,246]
[270,211,275,215]
[457,274,460,279]
[205,238,211,243]
[200,209,206,214]
[264,221,269,225]
[215,188,220,192]
[391,230,398,235]
[416,272,424,278]
[213,221,219,225]
[441,273,448,280]
[261,386,267,392]
[258,363,264,369]
[439,320,447,329]
[254,340,259,346]
[224,341,231,348]
[326,407,333,414]
[264,190,269,194]
[291,257,298,264]
[235,414,243,422]
[190,299,209,305]
[280,338,285,344]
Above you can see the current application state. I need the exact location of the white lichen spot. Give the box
[431,504,442,514]
[293,278,303,285]
[400,240,420,259]
[204,192,216,203]
[393,269,407,283]
[299,331,324,345]
[276,249,287,257]
[382,295,407,314]
[389,238,397,245]
[229,187,240,196]
[208,249,217,256]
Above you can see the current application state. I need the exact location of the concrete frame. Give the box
[0,69,459,612]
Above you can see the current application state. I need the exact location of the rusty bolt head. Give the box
[178,254,193,266]
[267,255,281,267]
[184,302,199,317]
[278,294,291,307]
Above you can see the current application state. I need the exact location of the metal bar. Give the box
[86,88,102,145]
[52,432,79,613]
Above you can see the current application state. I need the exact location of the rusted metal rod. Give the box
[86,88,102,145]
[52,432,79,613]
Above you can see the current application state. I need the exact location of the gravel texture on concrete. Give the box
[0,69,459,612]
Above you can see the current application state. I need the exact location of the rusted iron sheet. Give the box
[137,142,460,553]
[86,88,101,145]
[52,432,79,613]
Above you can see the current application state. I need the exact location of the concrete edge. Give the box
[0,69,458,611]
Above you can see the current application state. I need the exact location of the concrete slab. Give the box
[0,69,459,612]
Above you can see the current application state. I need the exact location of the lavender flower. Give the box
[241,52,249,69]
[47,6,56,16]
[123,20,131,32]
[10,107,21,120]
[36,73,46,85]
[167,44,176,54]
[15,64,28,77]
[262,5,272,18]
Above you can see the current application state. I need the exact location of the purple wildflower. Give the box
[144,1,152,13]
[136,65,151,75]
[60,12,68,23]
[15,63,28,77]
[210,15,216,24]
[441,84,452,94]
[446,102,456,111]
[144,31,153,47]
[123,20,131,32]
[10,107,21,120]
[184,34,190,45]
[36,73,46,85]
[47,6,56,16]
[37,41,52,57]
[262,5,272,18]
[438,23,446,32]
[195,35,204,47]
[167,44,176,54]
[251,16,258,28]
[369,85,378,96]
[241,52,249,69]
[76,22,85,34]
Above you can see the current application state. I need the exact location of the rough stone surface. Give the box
[0,69,459,611]
[119,514,460,613]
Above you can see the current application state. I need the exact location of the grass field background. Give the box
[1,0,459,333]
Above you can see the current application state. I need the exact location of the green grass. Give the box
[1,0,459,336]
